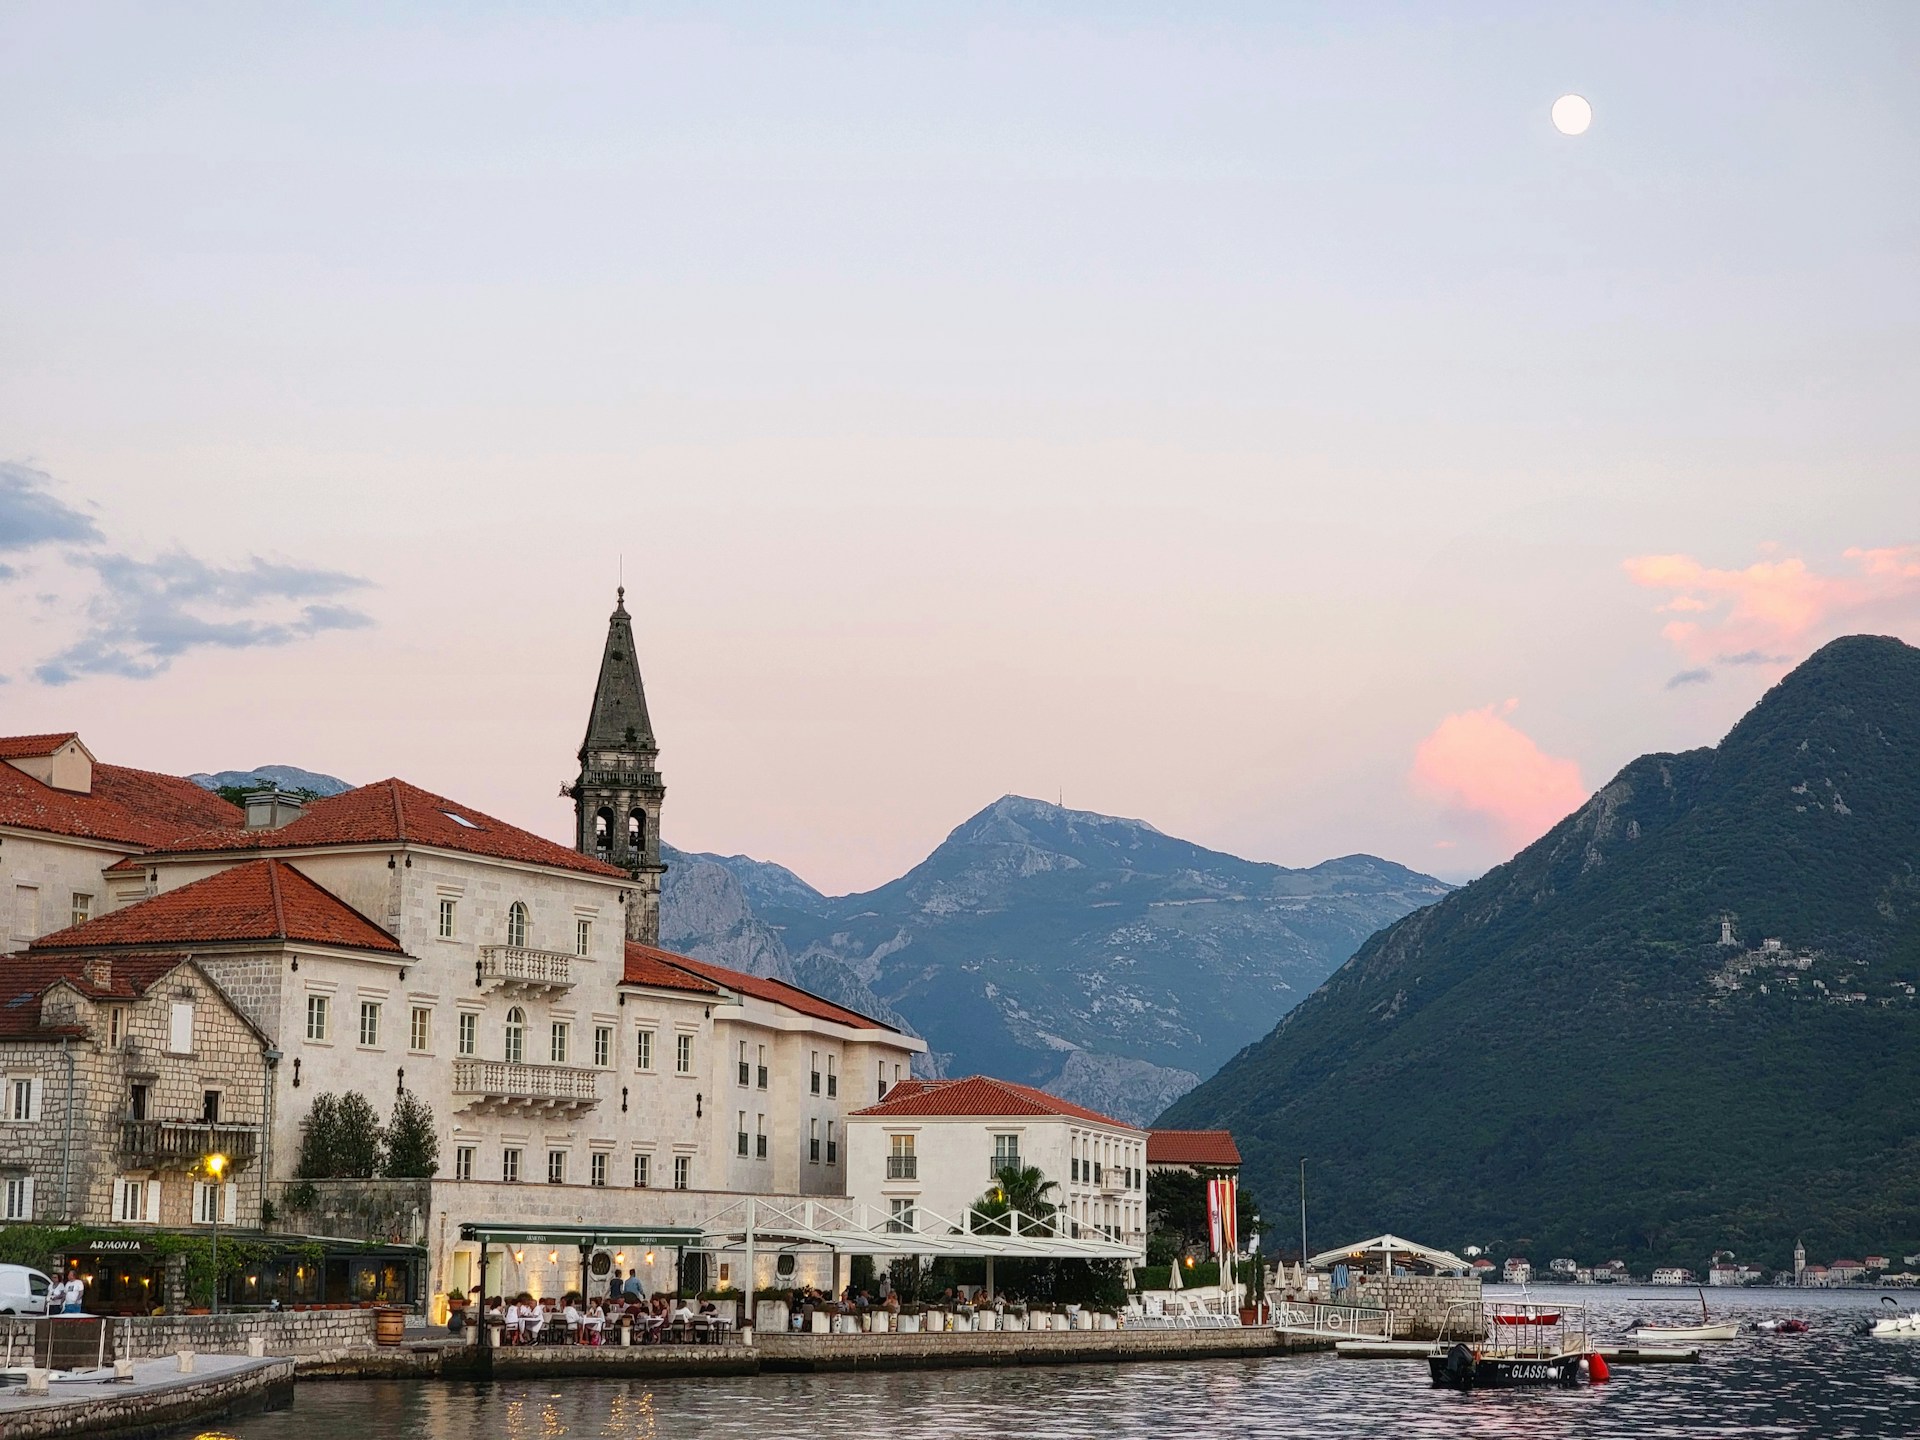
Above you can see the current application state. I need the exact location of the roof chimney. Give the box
[82,957,112,991]
[244,790,307,830]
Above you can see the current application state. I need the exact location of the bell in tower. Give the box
[568,587,667,943]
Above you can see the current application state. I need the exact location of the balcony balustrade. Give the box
[452,1058,600,1116]
[475,945,575,995]
[886,1155,918,1181]
[988,1155,1024,1180]
[120,1119,260,1168]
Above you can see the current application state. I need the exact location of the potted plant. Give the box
[446,1289,469,1312]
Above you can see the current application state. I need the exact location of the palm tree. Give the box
[974,1164,1061,1236]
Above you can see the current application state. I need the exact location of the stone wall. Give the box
[108,1308,378,1359]
[756,1325,1299,1370]
[0,1357,294,1440]
[1335,1274,1481,1339]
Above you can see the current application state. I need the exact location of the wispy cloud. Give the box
[0,462,101,556]
[1624,546,1920,666]
[32,551,373,685]
[1410,700,1588,850]
[1666,667,1713,689]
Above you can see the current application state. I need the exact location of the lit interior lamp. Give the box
[644,1250,655,1265]
[548,1251,558,1265]
[615,1253,626,1266]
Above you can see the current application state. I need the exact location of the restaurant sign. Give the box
[87,1239,146,1252]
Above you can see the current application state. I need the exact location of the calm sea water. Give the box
[202,1287,1920,1440]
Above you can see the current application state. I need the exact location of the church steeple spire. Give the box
[570,588,667,943]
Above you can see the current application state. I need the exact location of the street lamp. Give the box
[203,1153,228,1316]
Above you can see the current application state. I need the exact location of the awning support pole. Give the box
[743,1199,755,1310]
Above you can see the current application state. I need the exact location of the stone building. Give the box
[0,950,269,1235]
[1145,1129,1242,1177]
[0,591,923,1311]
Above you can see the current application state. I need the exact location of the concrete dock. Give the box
[0,1353,294,1440]
[1334,1339,1701,1364]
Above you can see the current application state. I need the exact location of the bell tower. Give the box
[569,587,667,944]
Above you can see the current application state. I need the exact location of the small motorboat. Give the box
[1756,1317,1809,1334]
[1869,1298,1920,1337]
[1622,1289,1739,1343]
[1429,1298,1608,1389]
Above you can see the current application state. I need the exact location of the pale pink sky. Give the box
[2,5,1916,890]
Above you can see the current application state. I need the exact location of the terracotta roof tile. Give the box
[621,943,724,995]
[1146,1129,1242,1167]
[0,733,80,760]
[0,954,188,1039]
[30,858,402,954]
[851,1075,1139,1130]
[640,946,899,1031]
[135,778,626,879]
[0,759,245,848]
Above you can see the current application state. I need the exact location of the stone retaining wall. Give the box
[757,1326,1301,1371]
[0,1358,294,1440]
[109,1310,378,1360]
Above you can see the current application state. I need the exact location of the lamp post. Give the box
[203,1152,228,1316]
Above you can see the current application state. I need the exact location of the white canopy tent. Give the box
[1307,1233,1471,1276]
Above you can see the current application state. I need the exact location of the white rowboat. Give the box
[1623,1320,1739,1342]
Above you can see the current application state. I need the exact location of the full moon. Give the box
[1552,94,1593,136]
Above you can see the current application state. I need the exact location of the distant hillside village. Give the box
[0,591,1244,1318]
[1490,1242,1920,1288]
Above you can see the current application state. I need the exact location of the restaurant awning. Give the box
[458,1222,705,1248]
[1307,1233,1471,1274]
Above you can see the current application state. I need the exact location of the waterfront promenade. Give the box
[0,1353,293,1440]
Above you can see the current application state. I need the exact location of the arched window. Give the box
[507,901,529,949]
[628,809,646,853]
[593,809,613,856]
[504,1006,525,1064]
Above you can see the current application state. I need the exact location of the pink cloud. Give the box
[1623,546,1920,665]
[1410,700,1589,849]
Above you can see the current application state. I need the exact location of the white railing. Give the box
[476,946,574,989]
[1270,1302,1395,1339]
[452,1059,600,1106]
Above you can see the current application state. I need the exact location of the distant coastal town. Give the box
[1486,1244,1919,1288]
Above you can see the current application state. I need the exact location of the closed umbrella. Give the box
[1168,1256,1185,1291]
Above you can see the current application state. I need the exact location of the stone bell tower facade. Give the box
[570,588,667,944]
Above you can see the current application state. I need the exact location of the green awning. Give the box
[459,1222,704,1248]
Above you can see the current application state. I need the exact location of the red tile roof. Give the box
[851,1074,1138,1130]
[1146,1129,1242,1167]
[0,758,245,848]
[621,942,724,995]
[641,947,900,1032]
[130,778,626,879]
[30,858,403,954]
[0,953,190,1039]
[0,732,80,760]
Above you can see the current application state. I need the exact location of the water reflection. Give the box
[200,1289,1920,1440]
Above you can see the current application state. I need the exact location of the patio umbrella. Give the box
[1167,1257,1184,1291]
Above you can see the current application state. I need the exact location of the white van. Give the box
[0,1264,53,1315]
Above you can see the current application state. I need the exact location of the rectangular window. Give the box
[676,1034,692,1074]
[811,1050,820,1094]
[106,1006,127,1049]
[756,1115,767,1159]
[457,1011,477,1056]
[7,1078,35,1123]
[129,1083,148,1121]
[737,1112,748,1157]
[202,1090,220,1124]
[633,1153,651,1188]
[454,1146,475,1181]
[70,892,93,928]
[590,1152,608,1187]
[827,1054,837,1097]
[673,1155,690,1190]
[438,897,456,939]
[169,1001,194,1055]
[887,1198,914,1234]
[635,1029,654,1071]
[359,1001,381,1048]
[550,1022,569,1065]
[887,1132,916,1180]
[877,1061,887,1098]
[4,1177,33,1221]
[114,1177,144,1222]
[306,994,329,1042]
[193,1182,221,1224]
[594,1025,612,1068]
[757,1044,768,1090]
[575,918,592,957]
[827,1121,838,1166]
[809,1118,820,1163]
[502,1148,522,1183]
[410,1006,432,1053]
[547,1149,566,1184]
[738,1041,750,1086]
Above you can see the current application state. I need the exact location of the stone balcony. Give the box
[475,945,575,995]
[452,1058,601,1117]
[120,1119,260,1169]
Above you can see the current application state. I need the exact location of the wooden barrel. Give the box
[375,1306,406,1346]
